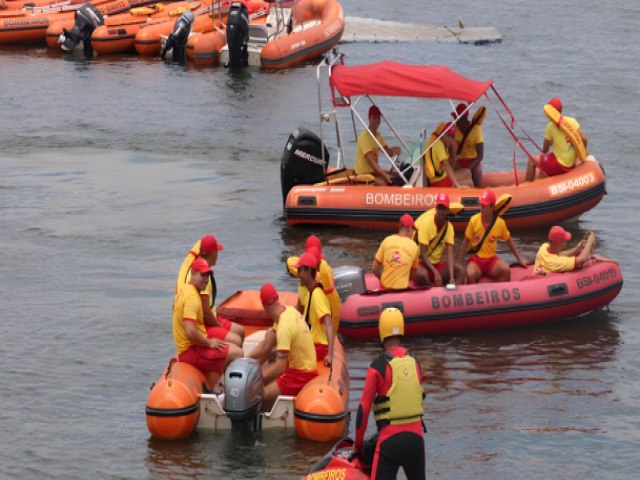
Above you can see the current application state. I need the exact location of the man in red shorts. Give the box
[173,257,243,391]
[175,234,244,347]
[525,97,589,182]
[458,189,528,283]
[249,283,318,411]
[414,192,463,286]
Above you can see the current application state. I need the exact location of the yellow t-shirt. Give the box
[415,209,455,264]
[175,240,217,317]
[374,234,420,289]
[299,286,331,346]
[275,306,317,371]
[534,242,576,275]
[424,139,449,184]
[355,129,387,174]
[544,116,580,168]
[464,213,511,258]
[172,283,205,354]
[454,125,484,159]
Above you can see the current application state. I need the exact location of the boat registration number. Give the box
[548,173,595,196]
[576,267,618,288]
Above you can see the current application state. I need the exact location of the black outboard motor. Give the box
[280,127,330,205]
[225,1,249,68]
[333,266,367,301]
[224,358,265,432]
[58,3,104,57]
[161,10,195,63]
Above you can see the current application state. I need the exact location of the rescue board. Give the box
[543,104,587,162]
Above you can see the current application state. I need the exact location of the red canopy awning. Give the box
[329,61,493,103]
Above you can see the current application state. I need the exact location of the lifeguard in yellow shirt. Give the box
[355,105,401,186]
[534,226,610,275]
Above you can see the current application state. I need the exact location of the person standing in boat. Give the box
[294,250,335,367]
[414,192,464,286]
[249,283,318,411]
[533,226,611,275]
[351,308,426,480]
[452,103,485,187]
[525,97,589,182]
[175,235,245,347]
[373,214,426,289]
[458,189,528,283]
[173,257,244,392]
[424,122,473,188]
[355,105,402,186]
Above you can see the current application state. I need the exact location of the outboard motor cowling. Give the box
[280,127,330,205]
[161,10,195,63]
[58,3,104,57]
[224,358,264,431]
[225,1,249,68]
[333,266,367,301]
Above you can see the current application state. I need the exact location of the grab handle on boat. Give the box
[547,283,568,297]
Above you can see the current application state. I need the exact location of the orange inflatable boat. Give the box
[146,289,349,442]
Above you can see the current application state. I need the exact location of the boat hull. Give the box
[339,261,622,340]
[284,157,606,231]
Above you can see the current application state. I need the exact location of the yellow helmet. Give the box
[379,308,405,342]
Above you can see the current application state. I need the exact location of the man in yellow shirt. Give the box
[534,226,607,275]
[452,103,484,187]
[355,105,401,186]
[295,251,334,367]
[458,189,528,283]
[373,214,425,289]
[176,235,244,347]
[425,122,472,188]
[415,192,463,286]
[249,283,318,411]
[173,258,243,391]
[526,97,589,182]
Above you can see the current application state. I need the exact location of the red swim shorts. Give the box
[429,177,453,188]
[421,260,447,283]
[178,344,230,374]
[205,317,233,340]
[314,343,329,362]
[468,255,500,275]
[456,158,474,169]
[538,152,574,177]
[276,368,319,396]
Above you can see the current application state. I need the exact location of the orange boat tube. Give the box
[145,359,206,440]
[260,0,344,69]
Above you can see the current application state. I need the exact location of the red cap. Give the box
[480,189,496,206]
[548,97,563,113]
[444,122,456,136]
[549,225,572,243]
[399,213,415,228]
[369,105,381,118]
[294,252,319,270]
[451,103,469,120]
[304,235,324,259]
[200,235,223,254]
[305,247,322,267]
[436,192,450,207]
[260,283,279,306]
[191,257,212,274]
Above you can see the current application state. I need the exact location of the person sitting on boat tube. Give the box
[525,97,589,182]
[414,192,464,286]
[351,307,426,480]
[355,105,402,186]
[175,235,245,347]
[452,103,484,187]
[373,214,427,289]
[294,250,335,367]
[173,258,244,392]
[249,283,319,411]
[458,189,528,283]
[533,227,611,275]
[424,122,473,188]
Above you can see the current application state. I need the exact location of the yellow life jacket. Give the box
[373,353,424,427]
[424,122,448,185]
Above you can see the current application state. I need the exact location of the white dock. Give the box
[341,17,502,45]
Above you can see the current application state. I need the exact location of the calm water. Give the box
[1,1,639,478]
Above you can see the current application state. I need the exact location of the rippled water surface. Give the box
[1,1,639,478]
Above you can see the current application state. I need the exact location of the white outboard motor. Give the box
[57,3,104,57]
[280,127,330,205]
[225,1,249,68]
[224,358,265,431]
[333,266,367,301]
[161,10,195,62]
